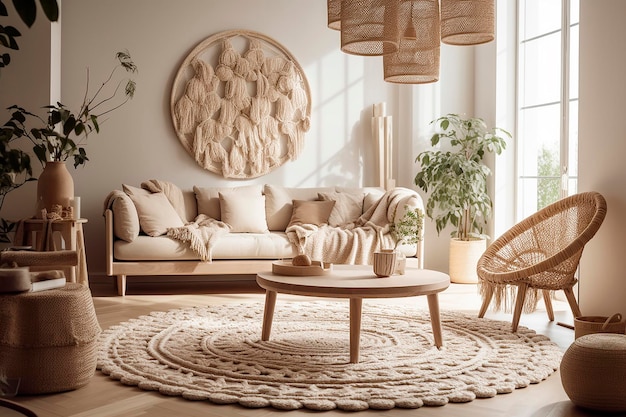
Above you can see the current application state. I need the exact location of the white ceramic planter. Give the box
[448,238,487,284]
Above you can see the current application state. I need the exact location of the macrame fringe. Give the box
[478,282,545,314]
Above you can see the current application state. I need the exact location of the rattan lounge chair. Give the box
[477,191,607,332]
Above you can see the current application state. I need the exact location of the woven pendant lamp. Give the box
[440,0,495,45]
[340,0,399,56]
[384,0,440,84]
[327,0,341,30]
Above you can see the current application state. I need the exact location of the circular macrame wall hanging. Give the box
[170,30,311,179]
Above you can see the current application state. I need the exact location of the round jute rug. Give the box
[97,301,562,411]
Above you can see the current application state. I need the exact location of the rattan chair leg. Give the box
[543,290,555,321]
[563,287,582,318]
[512,283,529,332]
[477,284,493,318]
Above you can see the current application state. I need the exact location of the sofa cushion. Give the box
[113,232,296,260]
[318,190,364,226]
[264,184,335,231]
[287,200,335,228]
[219,191,269,233]
[129,192,185,236]
[111,192,140,242]
[194,185,262,220]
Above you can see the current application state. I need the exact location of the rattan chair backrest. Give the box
[477,192,607,285]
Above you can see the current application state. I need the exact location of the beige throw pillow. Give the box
[128,192,184,236]
[287,200,336,228]
[264,184,335,231]
[219,192,269,233]
[111,192,140,242]
[318,191,364,226]
[122,183,150,196]
[195,185,263,220]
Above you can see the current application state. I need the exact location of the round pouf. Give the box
[0,283,101,394]
[560,333,626,412]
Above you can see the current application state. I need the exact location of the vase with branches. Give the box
[0,49,137,238]
[6,50,137,168]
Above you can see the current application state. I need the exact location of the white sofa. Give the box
[104,181,424,295]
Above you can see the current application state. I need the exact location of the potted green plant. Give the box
[3,50,137,216]
[386,204,425,274]
[414,113,510,283]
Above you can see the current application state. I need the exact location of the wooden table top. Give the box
[256,264,450,299]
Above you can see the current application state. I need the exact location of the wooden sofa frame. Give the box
[105,209,424,296]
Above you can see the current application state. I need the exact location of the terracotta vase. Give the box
[36,161,74,217]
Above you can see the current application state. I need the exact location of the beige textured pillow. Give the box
[129,192,185,236]
[318,191,364,226]
[195,185,262,220]
[287,200,336,228]
[111,192,140,242]
[264,184,335,231]
[122,183,150,196]
[219,192,269,233]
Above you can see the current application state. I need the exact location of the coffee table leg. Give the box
[427,293,443,348]
[262,290,277,341]
[349,298,362,363]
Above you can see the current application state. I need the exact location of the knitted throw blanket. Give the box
[167,214,231,262]
[141,180,231,262]
[286,188,411,264]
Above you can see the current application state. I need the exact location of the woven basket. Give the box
[560,333,626,412]
[0,283,101,394]
[574,313,625,339]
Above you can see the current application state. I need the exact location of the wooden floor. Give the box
[5,277,607,417]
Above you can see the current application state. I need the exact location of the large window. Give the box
[517,0,579,220]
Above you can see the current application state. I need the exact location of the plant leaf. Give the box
[39,0,58,22]
[12,0,37,27]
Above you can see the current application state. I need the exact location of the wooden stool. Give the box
[560,333,626,412]
[0,283,101,394]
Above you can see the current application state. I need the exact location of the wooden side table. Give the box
[13,218,88,286]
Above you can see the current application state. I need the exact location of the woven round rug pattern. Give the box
[97,302,562,411]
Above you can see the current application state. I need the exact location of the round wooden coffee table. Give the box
[256,264,450,363]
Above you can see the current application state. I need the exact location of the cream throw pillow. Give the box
[318,191,364,226]
[122,183,150,197]
[128,192,184,236]
[195,185,263,220]
[111,192,140,242]
[287,200,336,228]
[219,192,269,233]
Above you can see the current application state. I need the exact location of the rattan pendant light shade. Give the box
[340,0,399,56]
[329,0,494,84]
[327,0,341,30]
[384,0,440,84]
[440,0,495,45]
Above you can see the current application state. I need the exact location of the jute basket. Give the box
[0,283,101,394]
[560,333,626,412]
[574,313,625,339]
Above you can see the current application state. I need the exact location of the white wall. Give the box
[1,0,476,279]
[578,0,626,315]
